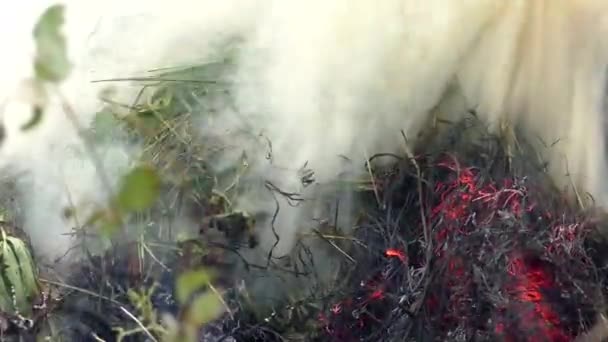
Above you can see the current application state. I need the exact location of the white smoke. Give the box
[217,1,608,270]
[0,0,607,303]
[0,0,264,263]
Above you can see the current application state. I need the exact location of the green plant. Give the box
[0,229,40,317]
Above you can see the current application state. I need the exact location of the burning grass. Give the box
[2,57,608,341]
[199,115,608,342]
[2,5,607,341]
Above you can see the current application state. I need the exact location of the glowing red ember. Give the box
[385,248,407,263]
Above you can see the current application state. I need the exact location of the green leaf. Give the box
[186,291,223,326]
[33,4,71,83]
[175,269,213,304]
[0,232,40,316]
[116,166,161,212]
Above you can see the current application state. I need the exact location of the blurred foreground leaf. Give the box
[117,166,161,212]
[33,4,71,83]
[185,291,223,326]
[175,269,223,329]
[175,268,213,304]
[24,4,71,132]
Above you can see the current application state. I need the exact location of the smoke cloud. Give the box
[0,0,607,305]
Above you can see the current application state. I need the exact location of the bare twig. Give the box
[364,149,383,210]
[38,278,123,307]
[119,306,159,342]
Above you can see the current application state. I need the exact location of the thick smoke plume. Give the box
[1,1,608,305]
